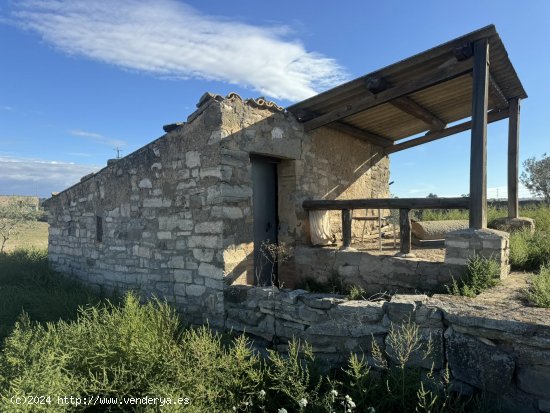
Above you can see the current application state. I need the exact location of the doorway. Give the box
[251,155,279,286]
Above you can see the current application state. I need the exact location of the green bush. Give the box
[447,256,501,297]
[523,264,550,308]
[510,230,550,271]
[1,293,490,412]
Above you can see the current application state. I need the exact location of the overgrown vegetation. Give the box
[509,229,550,271]
[0,293,490,412]
[447,255,501,298]
[0,249,108,341]
[523,264,550,308]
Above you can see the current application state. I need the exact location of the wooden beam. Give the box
[399,208,412,255]
[508,97,521,218]
[341,209,353,249]
[366,76,446,131]
[303,197,470,211]
[384,109,509,155]
[469,39,490,229]
[303,59,473,132]
[389,96,446,131]
[326,122,393,147]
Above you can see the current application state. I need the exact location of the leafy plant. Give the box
[348,285,367,300]
[447,255,501,297]
[510,229,550,271]
[523,264,550,308]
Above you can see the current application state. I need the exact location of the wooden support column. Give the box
[399,208,412,255]
[469,38,490,229]
[341,209,353,249]
[508,97,521,218]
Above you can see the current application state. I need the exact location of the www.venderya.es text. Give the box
[10,395,191,407]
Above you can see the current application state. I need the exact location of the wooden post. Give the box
[508,97,520,219]
[399,208,411,255]
[469,38,490,229]
[341,209,352,249]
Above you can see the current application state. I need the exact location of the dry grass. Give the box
[3,221,48,252]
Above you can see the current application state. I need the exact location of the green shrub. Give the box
[0,293,265,413]
[447,255,501,297]
[510,230,550,271]
[523,264,550,308]
[348,285,367,300]
[0,293,492,412]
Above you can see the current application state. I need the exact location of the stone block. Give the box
[444,327,515,392]
[195,221,223,234]
[198,263,223,279]
[185,151,201,168]
[489,217,536,234]
[186,284,206,297]
[517,365,550,398]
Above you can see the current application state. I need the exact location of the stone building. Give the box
[46,25,527,326]
[45,92,389,325]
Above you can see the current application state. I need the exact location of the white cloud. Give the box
[0,155,101,196]
[8,0,348,101]
[68,129,126,148]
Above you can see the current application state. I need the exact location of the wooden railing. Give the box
[303,197,470,255]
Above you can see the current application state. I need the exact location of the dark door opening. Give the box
[251,155,279,286]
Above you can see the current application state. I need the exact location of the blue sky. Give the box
[1,0,549,198]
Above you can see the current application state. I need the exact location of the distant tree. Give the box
[426,193,438,198]
[460,193,469,198]
[520,153,550,203]
[0,200,43,253]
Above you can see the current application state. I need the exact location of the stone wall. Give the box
[293,246,463,293]
[46,93,390,322]
[225,286,550,413]
[445,228,510,278]
[47,101,226,326]
[217,95,389,286]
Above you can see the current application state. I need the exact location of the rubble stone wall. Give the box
[293,246,463,294]
[47,101,226,326]
[46,94,390,323]
[217,97,389,286]
[225,286,550,413]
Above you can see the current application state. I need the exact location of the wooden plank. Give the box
[341,209,353,249]
[326,122,393,147]
[384,109,509,155]
[303,197,470,211]
[399,208,412,254]
[508,97,520,218]
[303,59,474,132]
[469,39,490,229]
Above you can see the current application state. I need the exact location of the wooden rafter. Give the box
[384,109,509,155]
[293,108,393,147]
[326,122,393,147]
[303,58,473,132]
[366,77,446,131]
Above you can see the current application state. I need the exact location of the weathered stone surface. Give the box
[489,217,535,234]
[445,327,515,392]
[517,366,550,398]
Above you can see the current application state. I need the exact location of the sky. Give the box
[1,0,549,199]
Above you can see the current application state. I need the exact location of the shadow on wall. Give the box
[217,97,389,289]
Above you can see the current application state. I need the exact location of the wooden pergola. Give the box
[289,25,527,230]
